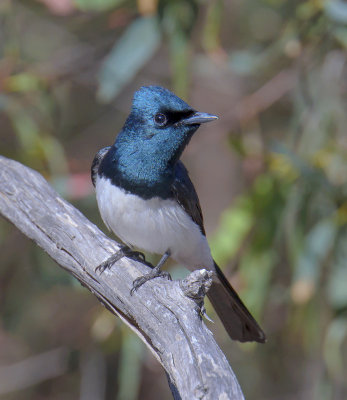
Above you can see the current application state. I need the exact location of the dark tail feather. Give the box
[207,262,266,343]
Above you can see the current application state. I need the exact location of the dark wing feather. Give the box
[171,162,266,343]
[171,161,205,235]
[91,146,111,187]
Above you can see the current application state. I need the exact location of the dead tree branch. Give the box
[0,156,245,400]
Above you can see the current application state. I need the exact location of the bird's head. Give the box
[115,86,218,166]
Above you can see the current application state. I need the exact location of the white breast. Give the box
[95,176,214,270]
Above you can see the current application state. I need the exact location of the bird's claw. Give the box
[95,252,124,273]
[95,260,111,274]
[130,267,172,295]
[95,246,146,274]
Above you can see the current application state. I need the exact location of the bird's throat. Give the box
[99,145,175,199]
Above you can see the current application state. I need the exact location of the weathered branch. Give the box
[0,156,245,400]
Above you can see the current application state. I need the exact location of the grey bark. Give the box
[0,156,245,400]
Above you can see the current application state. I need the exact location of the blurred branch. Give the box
[229,69,297,128]
[0,156,244,400]
[0,347,68,395]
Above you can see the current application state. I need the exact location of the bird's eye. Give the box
[154,113,167,126]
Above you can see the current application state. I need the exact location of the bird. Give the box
[91,85,266,343]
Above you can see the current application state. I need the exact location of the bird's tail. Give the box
[207,262,266,343]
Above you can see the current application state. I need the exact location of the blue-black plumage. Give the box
[92,85,265,343]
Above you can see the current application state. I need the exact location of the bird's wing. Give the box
[172,162,266,343]
[171,161,206,235]
[91,146,111,187]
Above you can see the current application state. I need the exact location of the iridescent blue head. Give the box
[99,86,218,198]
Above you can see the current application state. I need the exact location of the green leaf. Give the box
[117,328,144,400]
[327,232,347,308]
[73,0,123,12]
[333,26,347,47]
[323,317,347,378]
[202,0,223,52]
[240,249,275,317]
[210,197,253,265]
[293,219,337,287]
[97,17,161,103]
[327,264,347,308]
[5,73,43,92]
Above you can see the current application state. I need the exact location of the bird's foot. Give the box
[130,250,172,294]
[96,245,146,273]
[131,266,172,295]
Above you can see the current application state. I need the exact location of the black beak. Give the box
[181,111,218,125]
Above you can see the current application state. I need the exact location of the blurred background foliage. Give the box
[0,0,346,399]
